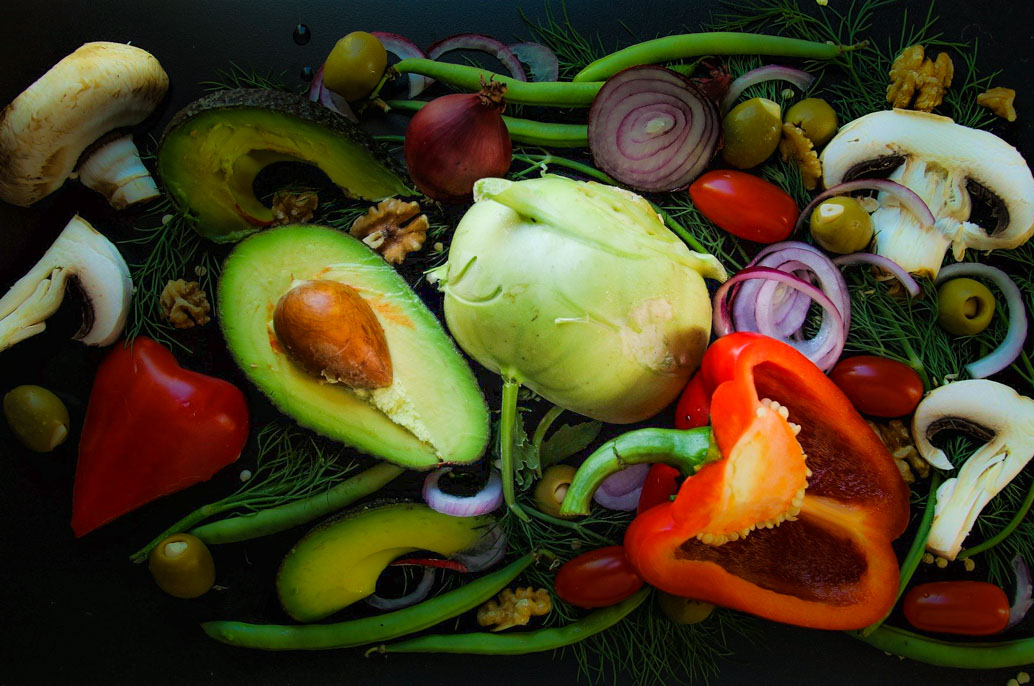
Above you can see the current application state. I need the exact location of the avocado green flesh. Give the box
[219,225,489,470]
[159,108,411,243]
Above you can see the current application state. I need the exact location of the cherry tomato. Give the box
[829,355,924,418]
[637,463,680,514]
[554,546,644,609]
[903,581,1010,636]
[688,170,798,244]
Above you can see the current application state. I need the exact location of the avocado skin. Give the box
[158,88,412,243]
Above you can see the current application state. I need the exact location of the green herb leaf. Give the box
[540,421,603,468]
[494,409,541,490]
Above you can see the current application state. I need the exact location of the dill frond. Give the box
[521,1,606,79]
[200,62,291,93]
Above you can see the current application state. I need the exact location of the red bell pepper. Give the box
[73,337,250,536]
[624,333,909,630]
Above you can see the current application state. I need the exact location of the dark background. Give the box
[1,1,1033,684]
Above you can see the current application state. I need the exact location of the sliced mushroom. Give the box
[0,215,133,352]
[821,109,1034,277]
[0,42,169,209]
[912,379,1034,559]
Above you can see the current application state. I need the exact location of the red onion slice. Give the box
[306,64,358,120]
[935,263,1028,379]
[428,34,528,81]
[423,468,503,517]
[365,566,435,611]
[594,485,645,511]
[372,31,434,97]
[599,463,650,497]
[508,42,559,82]
[588,66,719,192]
[390,558,469,573]
[833,252,921,298]
[1008,554,1033,629]
[453,524,508,573]
[721,65,815,113]
[795,179,935,237]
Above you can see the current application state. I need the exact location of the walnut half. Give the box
[349,198,429,265]
[977,87,1018,122]
[160,279,211,329]
[477,587,552,632]
[887,44,953,112]
[779,123,822,190]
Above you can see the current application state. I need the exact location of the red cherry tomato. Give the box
[554,546,644,609]
[674,370,711,430]
[636,463,681,514]
[903,581,1010,636]
[829,355,924,418]
[688,170,798,243]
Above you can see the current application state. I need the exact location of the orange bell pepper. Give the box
[624,333,909,630]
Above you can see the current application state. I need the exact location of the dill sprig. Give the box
[200,62,291,93]
[652,192,752,271]
[521,1,606,79]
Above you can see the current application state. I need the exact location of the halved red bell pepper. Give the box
[625,333,909,630]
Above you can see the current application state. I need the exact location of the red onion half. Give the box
[588,66,719,192]
[423,467,504,516]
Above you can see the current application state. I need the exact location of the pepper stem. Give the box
[499,377,529,521]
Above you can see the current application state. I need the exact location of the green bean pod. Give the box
[559,427,718,516]
[190,462,405,545]
[393,58,602,107]
[851,625,1034,669]
[372,587,650,655]
[202,552,537,650]
[574,33,861,82]
[386,100,588,147]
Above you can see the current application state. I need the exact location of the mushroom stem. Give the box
[76,135,160,209]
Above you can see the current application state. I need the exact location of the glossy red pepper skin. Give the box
[625,333,910,630]
[72,338,249,536]
[903,581,1011,636]
[554,546,644,609]
[688,170,798,244]
[829,355,924,418]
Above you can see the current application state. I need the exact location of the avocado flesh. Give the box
[277,503,493,622]
[158,89,411,243]
[219,224,489,470]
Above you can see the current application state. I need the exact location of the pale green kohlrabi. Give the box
[429,176,726,518]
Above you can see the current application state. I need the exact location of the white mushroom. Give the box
[912,379,1034,559]
[0,215,133,352]
[821,109,1034,278]
[0,42,169,209]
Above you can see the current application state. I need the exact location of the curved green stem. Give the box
[532,405,565,452]
[394,58,602,107]
[385,100,588,147]
[559,427,718,517]
[130,505,220,563]
[860,471,942,636]
[574,33,866,82]
[958,473,1034,560]
[499,377,528,521]
[850,625,1034,669]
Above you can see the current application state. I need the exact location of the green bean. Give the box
[850,625,1034,669]
[393,59,602,107]
[189,462,404,545]
[574,33,864,82]
[559,427,718,516]
[371,587,650,655]
[202,552,537,650]
[385,100,588,147]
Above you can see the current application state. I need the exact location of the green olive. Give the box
[323,31,388,102]
[3,385,70,453]
[784,98,838,147]
[721,97,782,169]
[809,197,874,254]
[148,533,216,599]
[657,592,714,624]
[937,278,996,336]
[533,464,578,518]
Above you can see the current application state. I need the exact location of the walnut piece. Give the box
[779,123,822,190]
[868,418,930,484]
[887,45,953,112]
[160,279,211,329]
[477,587,551,632]
[271,190,319,226]
[350,198,429,265]
[977,87,1018,122]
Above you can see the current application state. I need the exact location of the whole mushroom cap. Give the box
[0,42,169,207]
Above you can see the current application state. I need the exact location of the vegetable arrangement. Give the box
[4,1,1034,685]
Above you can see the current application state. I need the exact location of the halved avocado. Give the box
[277,502,493,622]
[218,224,489,470]
[158,88,412,243]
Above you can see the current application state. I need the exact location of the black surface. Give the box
[2,1,1033,684]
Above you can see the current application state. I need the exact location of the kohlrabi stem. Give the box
[532,405,566,454]
[500,377,528,521]
[386,100,588,147]
[574,33,867,82]
[850,625,1034,669]
[957,474,1034,561]
[860,471,942,637]
[393,58,602,107]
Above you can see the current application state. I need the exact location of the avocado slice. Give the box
[277,502,492,622]
[158,89,412,243]
[219,224,489,470]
